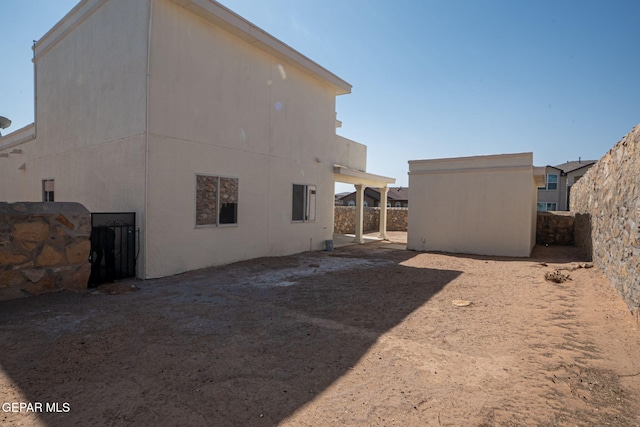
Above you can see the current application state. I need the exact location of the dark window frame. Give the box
[292,183,316,222]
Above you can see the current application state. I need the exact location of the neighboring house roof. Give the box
[385,187,409,201]
[337,186,409,201]
[553,160,597,174]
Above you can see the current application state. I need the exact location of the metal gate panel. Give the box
[89,213,136,286]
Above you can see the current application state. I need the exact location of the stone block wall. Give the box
[334,206,408,234]
[536,211,575,246]
[0,202,91,301]
[570,124,640,321]
[387,208,409,231]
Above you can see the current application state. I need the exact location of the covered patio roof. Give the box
[333,165,395,187]
[333,164,396,244]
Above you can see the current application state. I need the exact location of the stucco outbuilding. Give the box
[407,153,545,257]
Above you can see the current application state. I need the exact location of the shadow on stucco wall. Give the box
[573,213,593,262]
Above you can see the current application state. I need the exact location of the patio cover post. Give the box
[379,186,389,240]
[354,184,365,243]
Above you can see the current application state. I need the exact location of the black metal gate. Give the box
[89,212,136,286]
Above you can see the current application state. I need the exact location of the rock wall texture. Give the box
[334,206,408,234]
[570,124,640,321]
[0,202,91,301]
[536,211,575,246]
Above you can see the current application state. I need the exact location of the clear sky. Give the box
[2,1,639,193]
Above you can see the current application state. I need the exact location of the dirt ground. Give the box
[1,236,639,426]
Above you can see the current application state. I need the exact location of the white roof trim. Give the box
[33,0,352,96]
[0,124,36,152]
[171,0,352,95]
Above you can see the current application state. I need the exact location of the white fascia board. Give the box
[408,152,534,174]
[333,165,396,187]
[34,0,108,60]
[171,0,352,95]
[0,124,36,152]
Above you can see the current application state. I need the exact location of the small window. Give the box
[395,201,402,207]
[196,174,238,227]
[292,184,316,222]
[42,179,54,202]
[348,200,355,207]
[546,174,558,190]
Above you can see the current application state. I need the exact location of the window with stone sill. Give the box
[195,174,238,227]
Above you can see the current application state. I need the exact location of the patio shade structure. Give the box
[333,165,396,243]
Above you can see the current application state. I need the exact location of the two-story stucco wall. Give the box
[0,0,149,276]
[408,153,540,257]
[1,0,367,280]
[32,0,148,213]
[143,0,349,277]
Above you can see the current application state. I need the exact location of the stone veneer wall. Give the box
[0,202,92,301]
[536,211,575,246]
[570,124,640,321]
[334,206,408,234]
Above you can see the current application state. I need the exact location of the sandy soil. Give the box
[1,239,639,426]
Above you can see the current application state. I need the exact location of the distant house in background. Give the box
[537,159,596,211]
[334,192,351,205]
[337,187,409,207]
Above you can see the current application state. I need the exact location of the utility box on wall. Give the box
[407,153,546,257]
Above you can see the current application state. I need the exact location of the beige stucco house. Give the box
[0,0,393,279]
[407,153,545,257]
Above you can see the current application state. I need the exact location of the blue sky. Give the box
[2,1,640,193]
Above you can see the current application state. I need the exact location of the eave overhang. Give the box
[171,0,352,96]
[333,165,396,188]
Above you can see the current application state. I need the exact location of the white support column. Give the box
[354,184,365,243]
[379,186,389,240]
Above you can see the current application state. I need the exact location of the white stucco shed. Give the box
[407,152,546,257]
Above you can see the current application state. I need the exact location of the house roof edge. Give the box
[172,0,352,95]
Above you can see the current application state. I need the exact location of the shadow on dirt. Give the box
[412,244,589,265]
[0,245,460,426]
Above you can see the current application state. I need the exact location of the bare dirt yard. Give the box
[1,237,639,426]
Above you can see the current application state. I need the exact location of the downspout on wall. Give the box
[32,40,37,139]
[143,0,154,279]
